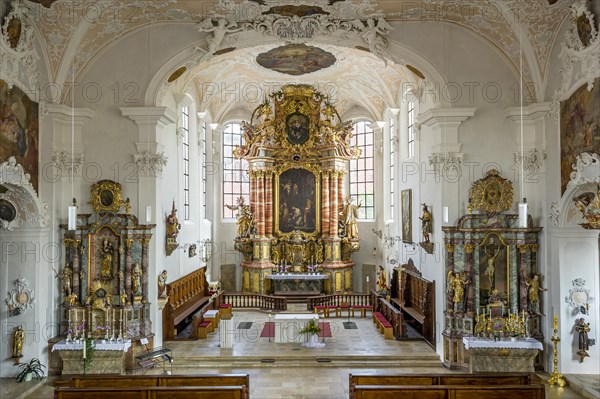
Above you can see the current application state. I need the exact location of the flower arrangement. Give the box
[299,319,321,336]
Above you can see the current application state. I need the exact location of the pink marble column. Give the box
[321,173,330,236]
[265,173,273,236]
[330,173,339,236]
[257,173,265,236]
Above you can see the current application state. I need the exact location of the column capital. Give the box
[120,106,177,128]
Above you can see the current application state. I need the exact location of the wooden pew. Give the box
[378,297,404,339]
[353,384,545,399]
[349,373,537,399]
[163,267,218,340]
[390,259,435,347]
[55,385,247,399]
[69,373,250,390]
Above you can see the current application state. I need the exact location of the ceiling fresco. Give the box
[256,44,337,75]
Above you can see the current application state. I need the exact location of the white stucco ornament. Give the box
[5,276,35,316]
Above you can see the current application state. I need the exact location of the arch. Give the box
[0,157,49,231]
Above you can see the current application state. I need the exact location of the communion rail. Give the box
[306,293,372,311]
[223,293,288,311]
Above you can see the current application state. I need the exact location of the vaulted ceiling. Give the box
[14,0,576,116]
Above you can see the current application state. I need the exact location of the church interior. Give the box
[1,0,599,398]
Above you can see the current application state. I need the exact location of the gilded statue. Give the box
[166,202,181,239]
[474,313,488,336]
[12,325,24,360]
[376,265,387,294]
[522,272,547,315]
[575,317,590,362]
[447,271,470,312]
[53,263,73,296]
[340,196,361,239]
[484,238,500,288]
[226,196,254,238]
[66,293,78,306]
[132,263,142,295]
[100,238,114,278]
[120,293,128,305]
[419,204,432,243]
[158,269,168,298]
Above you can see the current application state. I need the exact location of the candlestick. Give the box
[553,315,558,331]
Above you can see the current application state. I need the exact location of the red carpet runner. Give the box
[260,322,332,338]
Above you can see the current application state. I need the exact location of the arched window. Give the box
[223,122,249,219]
[182,105,190,220]
[349,120,374,220]
[407,101,415,158]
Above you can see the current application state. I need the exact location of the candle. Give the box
[83,339,86,359]
[366,276,369,283]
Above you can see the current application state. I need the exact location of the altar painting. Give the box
[478,233,509,307]
[0,80,39,191]
[276,168,319,234]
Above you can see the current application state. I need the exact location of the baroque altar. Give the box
[441,170,544,369]
[231,85,361,294]
[53,180,154,372]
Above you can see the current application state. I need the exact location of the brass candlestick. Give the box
[548,315,568,387]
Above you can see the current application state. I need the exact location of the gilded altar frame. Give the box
[274,163,321,238]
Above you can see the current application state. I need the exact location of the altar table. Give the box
[273,313,318,343]
[52,340,132,374]
[267,273,329,295]
[463,337,543,373]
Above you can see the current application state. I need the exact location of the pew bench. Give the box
[55,385,247,399]
[353,384,546,399]
[197,321,212,339]
[372,312,394,340]
[351,305,373,318]
[64,374,250,399]
[349,372,538,399]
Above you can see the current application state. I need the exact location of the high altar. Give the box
[52,180,154,373]
[231,85,361,295]
[442,170,544,370]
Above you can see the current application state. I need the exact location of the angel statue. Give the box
[197,17,243,59]
[226,196,254,238]
[447,270,470,313]
[352,17,393,63]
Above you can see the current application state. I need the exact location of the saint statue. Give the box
[574,318,590,362]
[100,239,114,278]
[158,269,168,298]
[12,325,24,360]
[522,272,547,315]
[376,265,387,294]
[53,263,73,296]
[166,201,181,239]
[340,196,361,239]
[447,271,470,312]
[419,204,432,243]
[132,263,142,296]
[484,238,500,288]
[226,196,254,238]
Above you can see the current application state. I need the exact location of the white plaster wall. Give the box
[0,228,52,378]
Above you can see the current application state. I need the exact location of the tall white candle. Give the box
[83,340,86,359]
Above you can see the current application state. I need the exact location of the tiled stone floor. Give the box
[3,308,595,399]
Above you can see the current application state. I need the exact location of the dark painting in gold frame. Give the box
[401,189,412,243]
[275,167,320,235]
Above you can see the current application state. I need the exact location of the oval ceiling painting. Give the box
[256,44,336,76]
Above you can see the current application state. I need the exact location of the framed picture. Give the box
[285,112,310,145]
[401,189,412,243]
[275,167,320,235]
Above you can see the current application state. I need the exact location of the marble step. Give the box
[171,355,442,369]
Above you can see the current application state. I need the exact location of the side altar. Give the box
[230,85,361,294]
[50,180,155,374]
[442,170,544,370]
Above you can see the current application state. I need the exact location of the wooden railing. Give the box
[223,293,287,311]
[306,293,372,311]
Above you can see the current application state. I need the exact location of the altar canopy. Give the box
[231,85,361,294]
